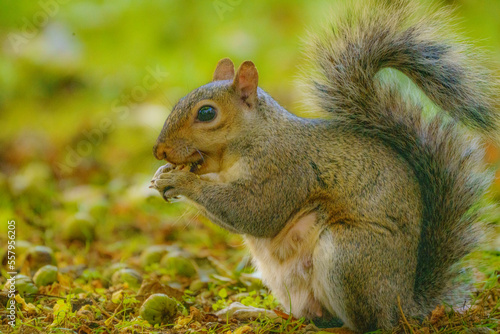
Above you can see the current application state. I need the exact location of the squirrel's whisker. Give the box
[196,149,205,163]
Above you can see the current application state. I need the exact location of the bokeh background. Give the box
[1,0,500,265]
[0,0,499,330]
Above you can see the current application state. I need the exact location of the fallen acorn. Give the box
[111,268,143,289]
[140,245,169,268]
[4,274,38,302]
[160,253,196,277]
[33,264,58,286]
[103,262,129,284]
[140,293,178,326]
[25,245,56,274]
[63,212,96,242]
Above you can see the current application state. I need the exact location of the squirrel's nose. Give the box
[153,143,171,160]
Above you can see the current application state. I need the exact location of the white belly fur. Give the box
[244,210,327,319]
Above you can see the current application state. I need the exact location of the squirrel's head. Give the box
[153,58,259,174]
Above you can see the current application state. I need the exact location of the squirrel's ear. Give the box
[233,61,258,107]
[213,58,235,81]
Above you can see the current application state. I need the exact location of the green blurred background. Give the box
[0,0,499,255]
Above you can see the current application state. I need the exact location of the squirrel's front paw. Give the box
[150,170,197,202]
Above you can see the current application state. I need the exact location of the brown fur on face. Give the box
[153,60,259,175]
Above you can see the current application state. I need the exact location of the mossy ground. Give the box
[0,175,498,333]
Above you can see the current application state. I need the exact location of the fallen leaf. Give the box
[77,325,93,334]
[273,308,292,320]
[174,314,193,329]
[430,305,445,325]
[137,277,183,301]
[190,306,203,322]
[234,325,253,334]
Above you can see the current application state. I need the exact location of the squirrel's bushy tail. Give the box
[307,0,497,314]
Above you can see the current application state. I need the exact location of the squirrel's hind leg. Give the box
[313,223,419,332]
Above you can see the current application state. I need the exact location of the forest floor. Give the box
[0,159,499,334]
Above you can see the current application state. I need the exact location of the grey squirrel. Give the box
[150,0,498,331]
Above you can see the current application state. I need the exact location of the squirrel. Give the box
[150,0,498,332]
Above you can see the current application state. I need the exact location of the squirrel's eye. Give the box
[197,105,217,122]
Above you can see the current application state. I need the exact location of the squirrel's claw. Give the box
[153,163,175,179]
[150,170,195,202]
